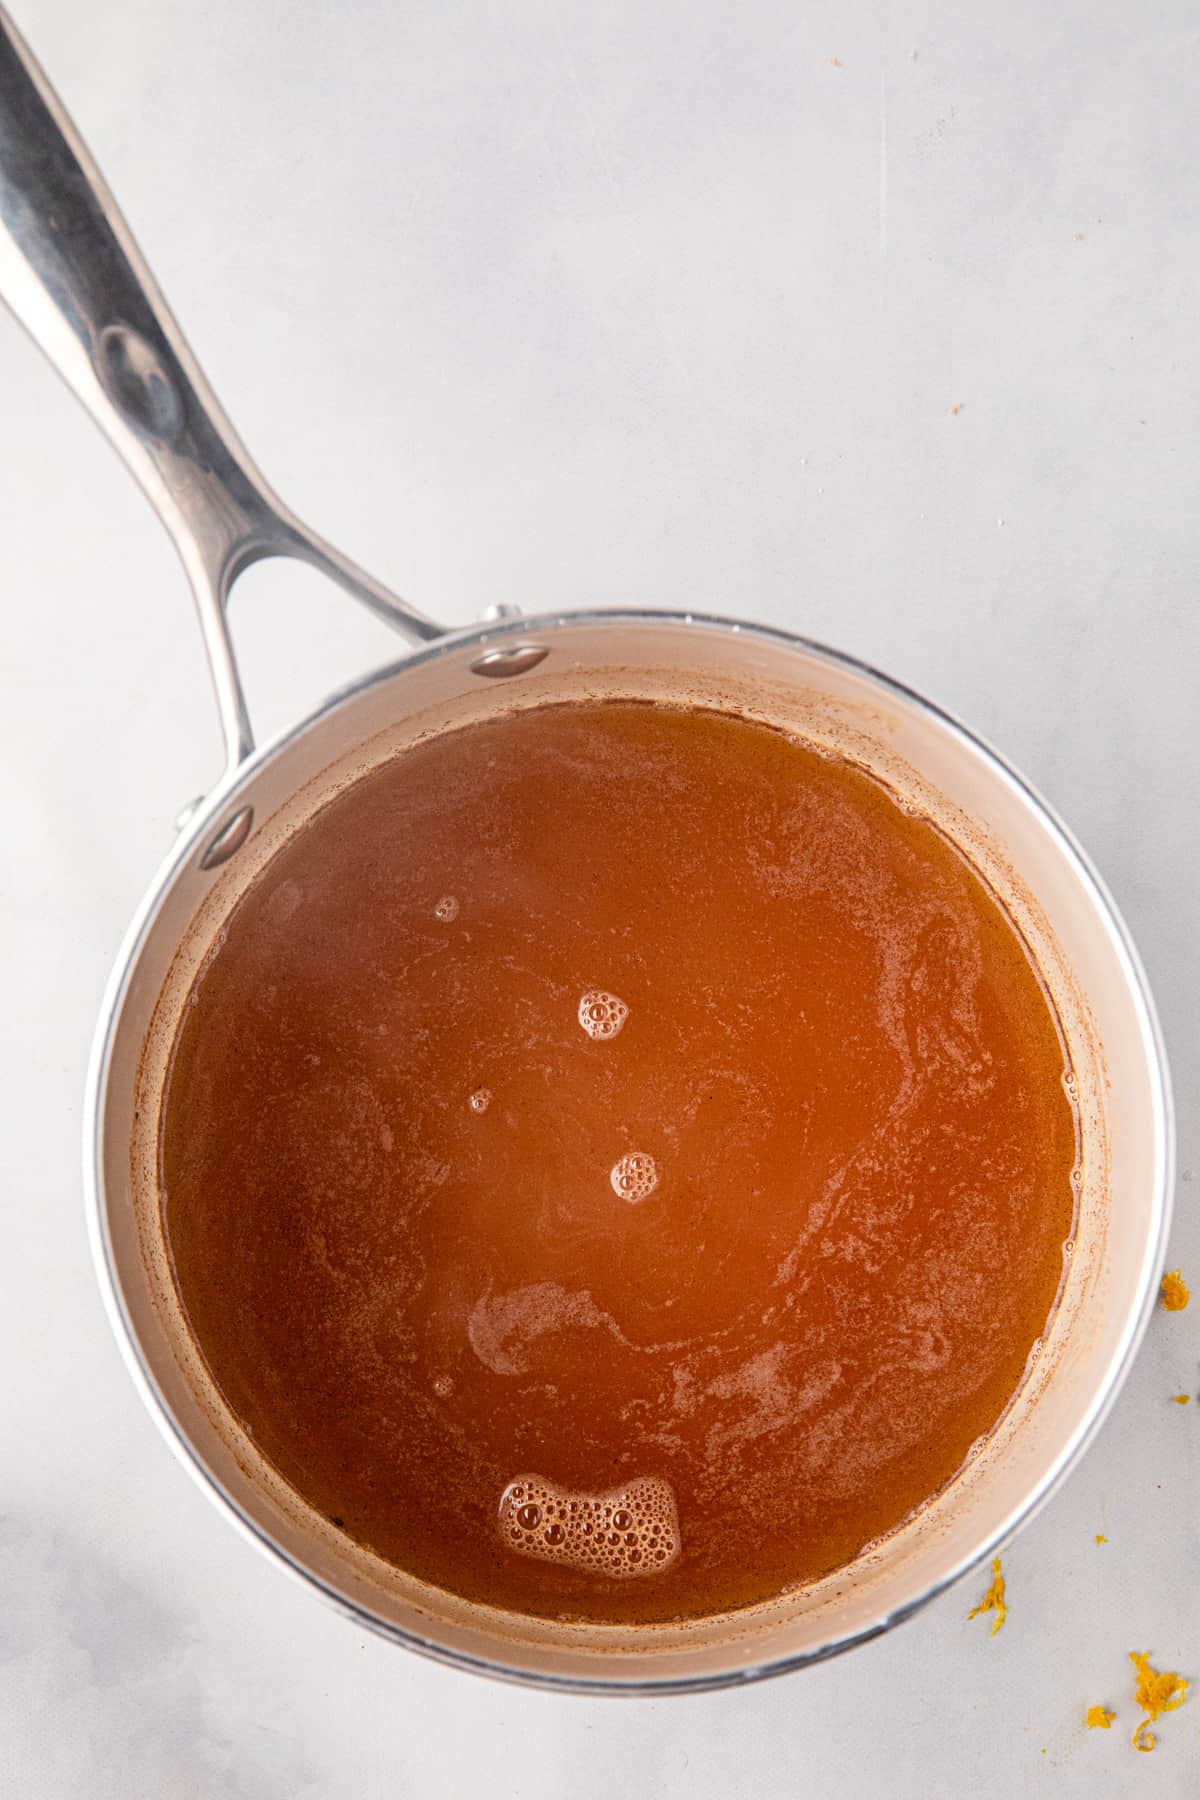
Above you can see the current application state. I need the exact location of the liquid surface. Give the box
[161,702,1077,1623]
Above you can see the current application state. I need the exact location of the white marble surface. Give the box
[2,0,1198,1793]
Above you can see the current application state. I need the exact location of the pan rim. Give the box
[83,606,1174,1694]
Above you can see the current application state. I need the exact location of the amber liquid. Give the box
[161,702,1076,1623]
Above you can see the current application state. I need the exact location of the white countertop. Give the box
[2,1,1197,1793]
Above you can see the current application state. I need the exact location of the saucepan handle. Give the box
[0,6,444,777]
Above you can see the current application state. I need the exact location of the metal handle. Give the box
[0,7,444,778]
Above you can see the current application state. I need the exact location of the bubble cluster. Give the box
[610,1151,659,1203]
[434,895,460,922]
[469,1088,492,1115]
[578,990,629,1040]
[498,1474,680,1578]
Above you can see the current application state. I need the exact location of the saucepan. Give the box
[0,9,1172,1692]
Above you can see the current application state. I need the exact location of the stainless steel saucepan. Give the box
[0,8,1172,1693]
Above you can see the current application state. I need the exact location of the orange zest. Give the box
[1129,1650,1188,1752]
[968,1557,1007,1636]
[1094,1533,1108,1545]
[1085,1705,1114,1730]
[1171,1394,1191,1405]
[1160,1268,1190,1311]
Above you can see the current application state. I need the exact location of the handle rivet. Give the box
[470,645,549,679]
[200,805,254,870]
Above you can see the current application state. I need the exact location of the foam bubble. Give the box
[1019,1334,1045,1386]
[578,990,629,1041]
[610,1151,659,1203]
[263,879,302,927]
[469,1088,492,1115]
[434,895,460,922]
[498,1474,680,1578]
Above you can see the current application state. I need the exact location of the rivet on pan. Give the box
[470,644,550,679]
[200,805,254,870]
[480,602,523,622]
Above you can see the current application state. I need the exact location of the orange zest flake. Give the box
[1129,1650,1188,1752]
[1095,1533,1108,1545]
[1171,1394,1191,1405]
[1085,1705,1115,1730]
[1160,1268,1190,1311]
[968,1557,1007,1635]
